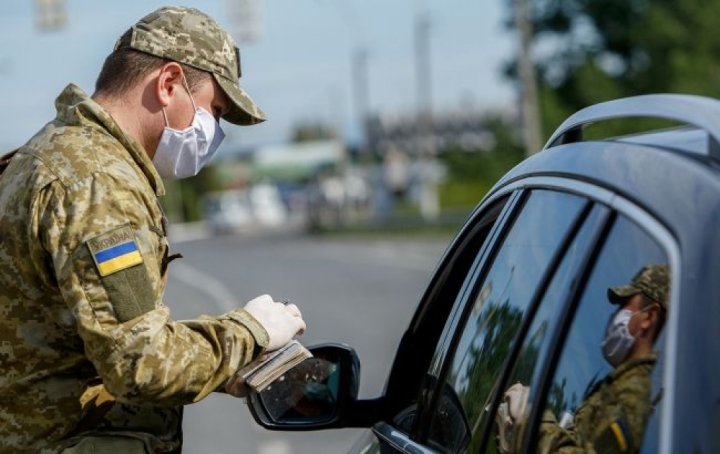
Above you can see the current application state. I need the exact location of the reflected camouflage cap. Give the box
[608,264,670,309]
[114,6,266,125]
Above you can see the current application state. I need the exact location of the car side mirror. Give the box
[247,343,361,430]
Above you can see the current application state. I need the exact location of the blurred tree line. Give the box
[438,115,525,209]
[510,0,720,139]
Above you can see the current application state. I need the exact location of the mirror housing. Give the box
[248,343,369,430]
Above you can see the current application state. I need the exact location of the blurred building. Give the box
[251,140,345,180]
[365,109,499,156]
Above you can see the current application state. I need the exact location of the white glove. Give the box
[495,383,530,454]
[505,382,529,422]
[243,294,306,351]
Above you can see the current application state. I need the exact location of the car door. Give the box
[518,208,673,454]
[364,187,597,453]
[414,188,597,453]
[351,192,520,454]
[414,184,674,453]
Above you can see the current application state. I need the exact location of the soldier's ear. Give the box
[155,62,184,107]
[642,304,660,330]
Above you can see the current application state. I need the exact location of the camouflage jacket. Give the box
[0,84,268,453]
[538,356,657,454]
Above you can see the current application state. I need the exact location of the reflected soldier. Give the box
[0,6,306,452]
[538,263,669,453]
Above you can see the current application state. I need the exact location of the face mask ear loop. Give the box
[161,106,169,127]
[181,73,198,112]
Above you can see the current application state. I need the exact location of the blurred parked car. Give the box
[248,183,288,227]
[247,95,720,453]
[203,190,253,234]
[203,185,288,234]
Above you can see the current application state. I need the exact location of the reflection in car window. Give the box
[389,197,510,438]
[536,216,669,454]
[428,190,587,453]
[489,206,607,453]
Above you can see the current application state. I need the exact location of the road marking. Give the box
[168,261,237,313]
[257,439,292,454]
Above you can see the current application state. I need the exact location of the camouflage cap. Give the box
[607,264,670,309]
[114,6,266,125]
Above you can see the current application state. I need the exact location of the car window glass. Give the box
[427,190,587,453]
[535,215,669,454]
[485,205,607,453]
[388,196,512,437]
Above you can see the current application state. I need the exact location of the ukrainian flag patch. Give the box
[609,419,629,452]
[87,226,144,277]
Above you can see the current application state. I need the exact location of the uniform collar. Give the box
[54,83,166,196]
[609,353,657,381]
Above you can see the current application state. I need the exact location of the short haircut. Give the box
[641,294,667,342]
[94,30,211,98]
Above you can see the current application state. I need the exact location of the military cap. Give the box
[114,6,266,125]
[607,264,670,309]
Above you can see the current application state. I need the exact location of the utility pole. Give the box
[226,0,263,44]
[35,0,67,32]
[352,47,370,150]
[514,0,542,155]
[414,7,439,221]
[414,11,432,123]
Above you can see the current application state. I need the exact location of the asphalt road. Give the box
[163,232,450,454]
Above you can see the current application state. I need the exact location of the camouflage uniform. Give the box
[538,356,656,454]
[0,6,271,453]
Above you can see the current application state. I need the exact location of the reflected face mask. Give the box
[601,308,642,368]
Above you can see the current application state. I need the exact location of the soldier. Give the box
[537,264,669,453]
[0,6,306,453]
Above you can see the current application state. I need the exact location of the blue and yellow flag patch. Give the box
[609,419,630,452]
[87,226,144,277]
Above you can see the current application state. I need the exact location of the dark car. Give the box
[246,94,720,453]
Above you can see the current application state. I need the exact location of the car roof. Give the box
[494,129,720,237]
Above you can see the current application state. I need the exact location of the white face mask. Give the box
[601,308,644,368]
[153,77,226,180]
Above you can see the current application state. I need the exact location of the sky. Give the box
[0,0,516,154]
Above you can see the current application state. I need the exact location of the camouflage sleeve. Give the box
[537,410,598,454]
[538,410,577,453]
[586,371,653,454]
[33,173,268,407]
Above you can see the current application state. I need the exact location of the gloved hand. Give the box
[495,382,530,454]
[505,382,529,422]
[243,294,306,351]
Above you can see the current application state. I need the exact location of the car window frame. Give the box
[415,187,599,451]
[424,190,525,378]
[476,201,613,452]
[367,192,521,454]
[496,177,683,454]
[405,189,526,443]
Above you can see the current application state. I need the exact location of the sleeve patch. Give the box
[84,225,156,322]
[87,227,144,277]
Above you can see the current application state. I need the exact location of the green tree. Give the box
[509,0,720,138]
